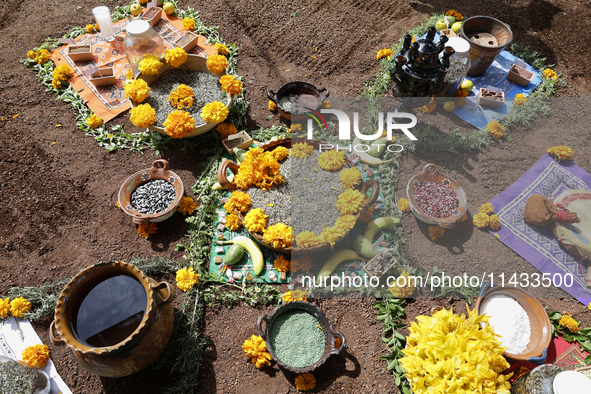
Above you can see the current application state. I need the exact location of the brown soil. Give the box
[1,0,591,393]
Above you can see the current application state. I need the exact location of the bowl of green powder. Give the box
[257,301,345,373]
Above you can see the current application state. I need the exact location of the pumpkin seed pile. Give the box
[131,179,176,214]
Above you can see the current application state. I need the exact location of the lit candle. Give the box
[92,6,115,41]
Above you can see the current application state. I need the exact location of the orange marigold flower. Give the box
[0,298,11,319]
[453,88,468,107]
[206,54,228,74]
[176,266,199,292]
[336,189,365,215]
[376,48,394,61]
[201,101,229,123]
[219,74,243,96]
[295,231,323,248]
[489,214,501,231]
[274,254,291,272]
[86,24,95,34]
[138,54,163,75]
[27,50,36,60]
[290,123,303,133]
[94,23,100,32]
[320,225,346,248]
[513,93,527,107]
[290,142,314,159]
[268,100,277,111]
[418,97,436,114]
[542,68,558,80]
[294,372,316,391]
[177,196,197,215]
[388,270,416,298]
[335,215,356,232]
[10,297,32,318]
[165,47,188,68]
[182,17,196,31]
[558,312,580,333]
[244,208,268,233]
[51,64,71,89]
[271,146,288,162]
[473,212,490,229]
[322,100,331,109]
[225,213,242,231]
[318,150,346,171]
[486,119,505,140]
[428,225,445,241]
[34,49,51,65]
[22,344,50,368]
[339,167,362,189]
[547,145,575,162]
[215,43,229,56]
[359,205,375,223]
[138,222,157,238]
[86,114,103,129]
[216,122,238,139]
[292,256,313,272]
[164,110,194,138]
[124,78,151,103]
[478,203,494,215]
[168,84,194,109]
[398,198,411,212]
[282,290,308,303]
[263,223,292,249]
[242,335,272,369]
[224,191,252,214]
[129,103,156,128]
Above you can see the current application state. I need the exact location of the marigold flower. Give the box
[446,9,464,21]
[322,100,331,109]
[177,196,197,215]
[168,84,194,109]
[86,24,95,34]
[225,213,242,231]
[268,100,277,111]
[335,215,356,232]
[206,54,228,74]
[27,50,36,59]
[176,266,199,292]
[243,335,271,369]
[182,17,196,31]
[547,145,575,161]
[129,103,156,128]
[418,96,436,114]
[294,372,316,391]
[388,270,416,298]
[318,150,346,171]
[219,74,242,96]
[320,225,346,248]
[22,344,50,368]
[125,69,134,80]
[514,93,527,107]
[292,256,313,272]
[86,114,103,129]
[34,49,51,65]
[51,64,71,89]
[295,231,322,248]
[271,146,288,162]
[165,47,188,68]
[282,290,308,303]
[376,48,394,60]
[486,119,505,140]
[478,203,494,215]
[290,142,314,159]
[336,188,365,215]
[164,110,194,138]
[398,198,411,212]
[489,214,501,231]
[453,87,468,107]
[263,223,292,249]
[542,68,558,80]
[94,23,100,32]
[473,212,490,229]
[10,297,32,318]
[244,208,268,233]
[274,254,291,272]
[201,101,229,123]
[138,222,157,238]
[339,167,362,189]
[428,225,445,241]
[359,205,375,223]
[290,123,303,133]
[124,78,151,103]
[233,149,284,191]
[558,312,580,333]
[138,55,163,76]
[216,122,238,139]
[215,43,229,56]
[224,191,252,214]
[0,298,10,319]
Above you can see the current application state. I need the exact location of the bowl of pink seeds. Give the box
[406,163,468,228]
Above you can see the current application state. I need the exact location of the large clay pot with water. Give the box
[50,261,175,377]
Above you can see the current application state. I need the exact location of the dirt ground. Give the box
[1,0,591,393]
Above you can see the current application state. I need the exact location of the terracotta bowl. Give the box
[118,159,184,225]
[132,54,233,138]
[268,81,329,121]
[217,138,380,255]
[406,163,467,229]
[475,286,552,363]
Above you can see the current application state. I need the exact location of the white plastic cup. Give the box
[92,6,115,41]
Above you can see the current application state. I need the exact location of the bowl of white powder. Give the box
[476,286,552,362]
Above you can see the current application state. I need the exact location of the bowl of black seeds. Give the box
[268,81,329,120]
[118,159,184,225]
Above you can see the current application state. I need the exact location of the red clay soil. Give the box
[1,0,591,393]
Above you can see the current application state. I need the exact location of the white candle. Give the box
[92,6,115,41]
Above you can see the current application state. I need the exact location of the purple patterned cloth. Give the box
[489,154,591,306]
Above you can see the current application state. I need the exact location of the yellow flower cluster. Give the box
[124,78,151,103]
[290,123,303,133]
[322,100,331,109]
[336,188,364,215]
[428,225,445,241]
[216,122,238,139]
[138,222,157,238]
[486,119,505,140]
[271,146,288,161]
[318,150,346,170]
[242,335,271,369]
[398,198,410,212]
[400,307,512,394]
[489,214,501,231]
[138,55,163,75]
[164,110,194,138]
[547,145,575,161]
[1,297,32,319]
[290,142,314,159]
[474,203,500,230]
[513,93,527,107]
[295,231,323,248]
[177,196,197,215]
[418,97,436,114]
[294,372,316,391]
[176,267,199,292]
[542,68,558,80]
[22,344,50,368]
[225,213,242,231]
[86,114,103,129]
[292,256,313,272]
[558,312,580,333]
[446,9,464,21]
[206,54,228,74]
[233,147,284,190]
[335,215,356,232]
[376,48,394,60]
[473,212,490,229]
[263,222,292,249]
[224,191,252,214]
[86,24,96,34]
[215,43,229,56]
[182,17,196,31]
[388,270,416,298]
[168,84,194,109]
[273,254,291,272]
[165,47,188,68]
[478,203,494,215]
[268,100,277,111]
[219,75,242,96]
[28,49,51,65]
[201,101,229,123]
[129,103,156,128]
[320,225,346,248]
[51,64,71,89]
[339,167,361,189]
[282,290,308,303]
[244,208,268,233]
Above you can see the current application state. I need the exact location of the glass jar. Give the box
[123,20,165,76]
[444,37,471,96]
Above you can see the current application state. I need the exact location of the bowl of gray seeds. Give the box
[268,81,329,121]
[118,159,184,225]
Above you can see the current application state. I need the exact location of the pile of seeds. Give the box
[269,310,326,368]
[0,357,44,394]
[131,179,176,214]
[414,181,459,218]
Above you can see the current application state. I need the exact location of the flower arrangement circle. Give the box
[130,103,156,128]
[163,110,195,138]
[206,54,228,74]
[165,47,188,68]
[124,79,151,103]
[138,54,163,75]
[219,75,242,96]
[168,84,194,109]
[201,101,229,123]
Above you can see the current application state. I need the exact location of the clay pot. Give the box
[118,159,184,225]
[268,81,329,121]
[460,16,512,77]
[50,261,175,377]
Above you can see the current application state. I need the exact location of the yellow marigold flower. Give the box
[294,372,316,391]
[336,188,365,215]
[138,54,163,75]
[478,203,495,215]
[124,78,151,103]
[588,303,591,310]
[320,225,346,248]
[164,110,194,138]
[165,47,188,68]
[263,222,292,249]
[271,146,288,161]
[219,74,242,96]
[398,198,411,212]
[428,225,445,241]
[168,84,194,109]
[292,256,313,272]
[322,100,331,109]
[27,50,36,59]
[86,24,95,34]
[51,64,71,89]
[268,100,277,111]
[233,149,284,190]
[215,43,229,56]
[138,222,157,238]
[318,150,346,171]
[225,213,242,231]
[34,49,51,65]
[176,267,199,292]
[446,9,464,21]
[125,69,134,80]
[388,270,416,298]
[457,212,468,222]
[216,122,238,139]
[86,114,103,129]
[10,297,32,318]
[182,17,196,31]
[129,103,156,128]
[547,145,575,161]
[339,167,362,189]
[489,214,501,231]
[274,254,291,272]
[291,123,303,132]
[473,212,490,229]
[486,119,505,140]
[177,196,197,215]
[295,231,322,248]
[418,96,436,114]
[243,335,271,369]
[282,290,308,303]
[224,191,252,214]
[542,68,558,80]
[94,23,100,32]
[558,312,580,333]
[22,344,50,369]
[335,215,356,232]
[244,208,268,233]
[0,298,10,319]
[290,142,314,159]
[206,54,228,74]
[376,48,394,61]
[201,101,229,123]
[514,93,527,107]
